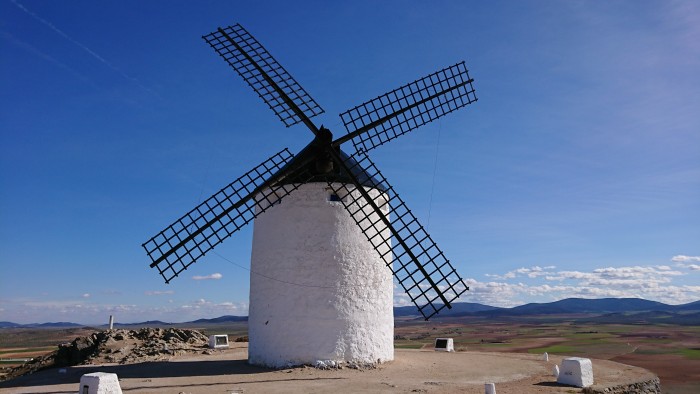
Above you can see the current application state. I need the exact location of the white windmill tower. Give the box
[143,23,477,367]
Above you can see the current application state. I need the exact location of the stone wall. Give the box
[583,377,661,394]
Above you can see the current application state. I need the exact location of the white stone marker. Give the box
[485,382,496,394]
[434,338,454,352]
[78,372,122,394]
[209,334,230,349]
[543,352,548,362]
[553,364,559,378]
[557,357,593,387]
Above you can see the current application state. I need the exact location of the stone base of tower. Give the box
[248,182,394,368]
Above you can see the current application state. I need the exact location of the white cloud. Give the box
[177,298,249,316]
[546,266,683,284]
[144,290,175,296]
[671,255,700,263]
[463,257,700,307]
[0,295,248,325]
[192,273,223,281]
[81,293,90,298]
[486,265,556,280]
[672,255,700,271]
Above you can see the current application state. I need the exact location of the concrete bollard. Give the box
[434,338,454,352]
[553,364,559,378]
[79,372,122,394]
[108,315,114,330]
[543,352,548,362]
[557,357,593,387]
[209,334,230,349]
[485,382,496,394]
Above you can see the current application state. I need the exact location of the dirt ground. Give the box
[0,343,657,394]
[393,319,700,393]
[611,353,700,394]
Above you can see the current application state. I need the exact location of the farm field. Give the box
[1,319,698,393]
[0,327,97,369]
[395,316,700,394]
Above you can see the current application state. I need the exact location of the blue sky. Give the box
[1,1,698,324]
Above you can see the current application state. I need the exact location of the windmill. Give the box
[143,23,478,367]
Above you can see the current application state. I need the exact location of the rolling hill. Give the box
[2,298,699,327]
[472,297,679,317]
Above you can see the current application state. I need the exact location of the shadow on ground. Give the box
[0,359,276,389]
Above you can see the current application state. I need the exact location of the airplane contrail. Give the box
[2,30,96,87]
[10,0,160,98]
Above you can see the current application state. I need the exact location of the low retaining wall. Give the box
[583,376,661,394]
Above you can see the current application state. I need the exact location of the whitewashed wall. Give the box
[248,182,394,368]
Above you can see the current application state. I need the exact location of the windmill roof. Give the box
[276,148,386,191]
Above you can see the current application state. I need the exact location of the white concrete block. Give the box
[78,372,122,394]
[557,357,593,387]
[543,352,548,362]
[434,338,454,352]
[208,334,229,349]
[485,382,496,394]
[553,364,559,378]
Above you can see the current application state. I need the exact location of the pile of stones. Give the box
[1,328,211,382]
[57,328,210,365]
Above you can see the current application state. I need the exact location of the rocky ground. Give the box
[0,328,212,382]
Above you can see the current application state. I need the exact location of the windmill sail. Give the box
[327,151,469,320]
[203,24,324,128]
[143,148,299,283]
[335,62,477,153]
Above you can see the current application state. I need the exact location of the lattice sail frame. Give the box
[143,148,302,283]
[339,62,477,154]
[203,24,324,128]
[327,151,469,320]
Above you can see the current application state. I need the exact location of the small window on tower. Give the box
[328,193,344,202]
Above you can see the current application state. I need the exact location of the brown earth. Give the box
[611,353,700,393]
[0,342,657,394]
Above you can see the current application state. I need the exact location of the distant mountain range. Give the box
[2,298,699,328]
[0,315,248,329]
[394,301,500,316]
[436,297,700,317]
[395,297,700,325]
